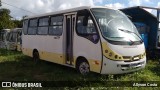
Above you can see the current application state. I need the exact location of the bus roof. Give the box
[24,6,116,19]
[2,29,10,31]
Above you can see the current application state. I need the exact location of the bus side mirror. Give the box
[83,16,88,26]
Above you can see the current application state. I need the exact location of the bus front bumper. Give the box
[101,56,146,74]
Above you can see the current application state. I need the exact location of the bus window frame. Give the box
[48,15,64,36]
[23,19,29,35]
[28,18,38,35]
[76,9,100,44]
[37,16,49,35]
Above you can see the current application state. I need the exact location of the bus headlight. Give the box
[105,50,108,53]
[119,57,122,60]
[143,52,146,56]
[140,52,146,59]
[115,55,118,59]
[104,49,122,60]
[109,52,112,57]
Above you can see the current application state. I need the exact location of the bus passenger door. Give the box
[64,13,76,65]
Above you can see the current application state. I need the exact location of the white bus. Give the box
[0,29,10,49]
[6,28,22,51]
[22,6,146,74]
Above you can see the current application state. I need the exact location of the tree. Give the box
[12,20,23,28]
[0,8,15,30]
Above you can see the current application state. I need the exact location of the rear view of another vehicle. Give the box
[0,29,10,49]
[6,28,22,51]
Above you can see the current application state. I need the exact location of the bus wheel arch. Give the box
[76,56,90,75]
[32,49,39,63]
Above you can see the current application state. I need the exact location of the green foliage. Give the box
[0,8,15,30]
[12,20,23,28]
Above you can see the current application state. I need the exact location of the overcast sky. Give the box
[1,0,160,20]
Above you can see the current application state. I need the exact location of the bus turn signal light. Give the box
[95,61,99,65]
[105,50,108,53]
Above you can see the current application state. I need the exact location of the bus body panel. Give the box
[22,35,64,64]
[101,40,146,74]
[104,42,145,56]
[73,34,102,73]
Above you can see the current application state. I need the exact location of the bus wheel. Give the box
[78,60,90,75]
[33,51,39,63]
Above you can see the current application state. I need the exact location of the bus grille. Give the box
[121,61,145,71]
[123,55,141,62]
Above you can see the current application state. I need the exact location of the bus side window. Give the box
[76,10,99,43]
[6,33,10,41]
[0,32,4,41]
[23,20,28,35]
[49,16,63,36]
[9,33,13,42]
[38,17,49,35]
[28,19,37,35]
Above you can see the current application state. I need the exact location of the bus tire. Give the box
[76,58,90,75]
[33,51,39,63]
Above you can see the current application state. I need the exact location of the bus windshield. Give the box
[92,8,141,42]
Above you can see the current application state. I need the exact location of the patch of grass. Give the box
[0,49,160,89]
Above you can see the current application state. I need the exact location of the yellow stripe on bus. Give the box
[23,48,101,73]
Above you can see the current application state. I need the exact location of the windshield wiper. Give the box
[109,36,125,38]
[118,29,143,44]
[109,36,135,45]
